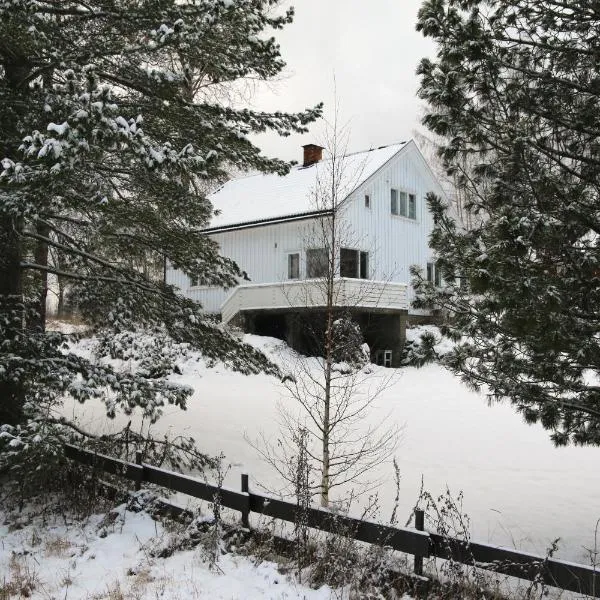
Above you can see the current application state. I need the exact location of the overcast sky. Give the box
[250,0,435,163]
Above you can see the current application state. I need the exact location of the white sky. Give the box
[250,0,435,163]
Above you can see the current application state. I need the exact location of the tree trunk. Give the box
[320,375,330,507]
[320,216,336,508]
[320,286,334,507]
[57,276,65,317]
[0,55,31,425]
[0,215,25,425]
[31,221,50,331]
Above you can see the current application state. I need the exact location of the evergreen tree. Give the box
[414,0,600,445]
[0,1,321,470]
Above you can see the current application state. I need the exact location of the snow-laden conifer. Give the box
[414,0,600,445]
[0,0,322,476]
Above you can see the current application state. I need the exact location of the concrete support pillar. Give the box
[392,312,407,367]
[284,313,298,350]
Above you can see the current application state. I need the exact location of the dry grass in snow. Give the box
[0,499,335,600]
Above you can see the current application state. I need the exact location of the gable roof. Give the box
[206,141,408,232]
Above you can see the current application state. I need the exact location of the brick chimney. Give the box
[302,144,324,167]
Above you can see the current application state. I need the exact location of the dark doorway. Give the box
[252,313,287,340]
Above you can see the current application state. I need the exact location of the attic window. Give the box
[408,193,417,219]
[391,189,407,216]
[391,188,416,219]
[365,194,371,208]
[391,189,398,214]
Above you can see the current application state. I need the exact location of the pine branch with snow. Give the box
[415,0,600,445]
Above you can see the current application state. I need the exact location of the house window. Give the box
[399,191,407,216]
[190,275,200,287]
[365,194,371,208]
[306,248,328,278]
[360,251,369,279]
[391,188,416,220]
[408,193,417,219]
[288,253,300,279]
[427,261,442,286]
[435,261,442,287]
[340,248,369,279]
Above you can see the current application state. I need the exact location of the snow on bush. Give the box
[402,325,454,366]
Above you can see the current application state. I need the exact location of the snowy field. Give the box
[62,329,600,565]
[0,501,334,599]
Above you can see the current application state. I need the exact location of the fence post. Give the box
[241,473,250,528]
[414,509,424,576]
[135,450,142,492]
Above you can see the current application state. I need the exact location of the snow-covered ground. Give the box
[61,328,600,565]
[0,501,334,599]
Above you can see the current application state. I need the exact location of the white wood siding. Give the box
[166,219,314,312]
[339,142,444,308]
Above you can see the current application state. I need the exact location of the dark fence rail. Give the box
[64,443,599,597]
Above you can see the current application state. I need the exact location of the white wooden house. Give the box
[166,140,445,365]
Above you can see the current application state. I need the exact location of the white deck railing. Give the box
[221,278,408,324]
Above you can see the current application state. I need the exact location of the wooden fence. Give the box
[64,443,599,597]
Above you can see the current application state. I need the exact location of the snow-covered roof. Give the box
[207,142,408,230]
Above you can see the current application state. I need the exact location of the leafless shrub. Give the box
[293,426,312,581]
[0,555,39,599]
[44,535,71,557]
[204,452,228,571]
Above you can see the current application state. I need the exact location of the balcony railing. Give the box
[221,278,408,324]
